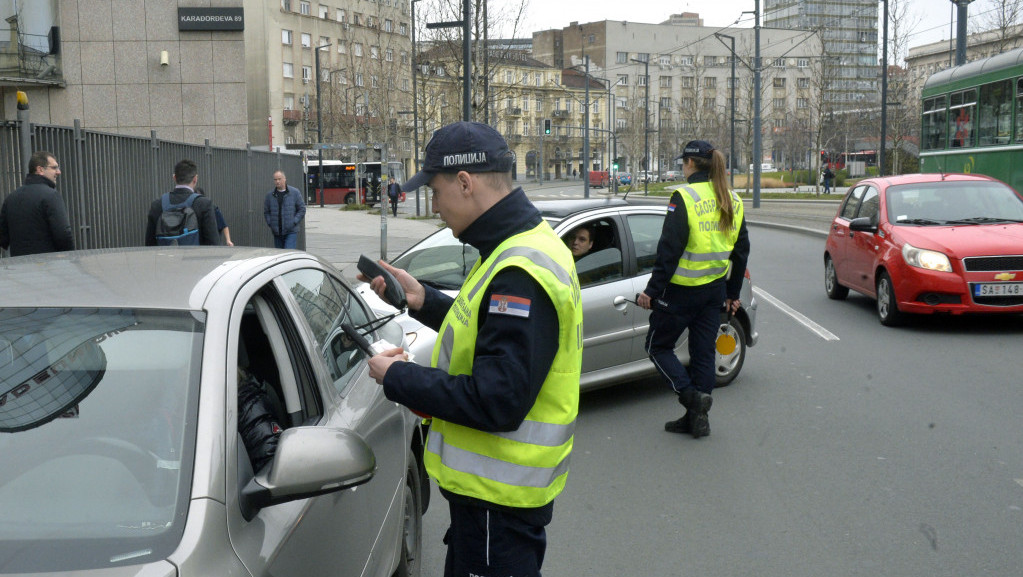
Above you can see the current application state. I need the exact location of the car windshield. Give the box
[391,229,480,290]
[0,308,202,572]
[886,181,1023,225]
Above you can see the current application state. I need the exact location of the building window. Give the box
[703,98,714,109]
[281,0,291,10]
[282,29,293,44]
[302,65,312,82]
[588,34,595,44]
[636,53,649,63]
[638,75,647,87]
[353,43,363,56]
[535,96,542,111]
[301,33,311,48]
[680,55,693,66]
[337,41,346,54]
[337,9,346,22]
[704,55,716,66]
[384,19,393,32]
[386,48,393,61]
[367,16,375,28]
[704,77,716,88]
[321,68,329,82]
[400,23,408,35]
[566,100,572,113]
[681,97,693,109]
[659,55,670,67]
[521,73,528,85]
[681,76,694,88]
[798,58,809,68]
[402,78,409,90]
[659,76,671,88]
[400,51,408,64]
[774,77,786,88]
[773,97,785,110]
[798,77,809,88]
[797,98,809,109]
[372,75,379,88]
[523,98,529,112]
[319,36,329,48]
[617,74,628,86]
[535,73,541,86]
[616,52,628,64]
[283,62,294,78]
[319,4,328,18]
[356,73,364,86]
[660,97,671,109]
[300,1,310,15]
[371,45,379,59]
[284,94,295,109]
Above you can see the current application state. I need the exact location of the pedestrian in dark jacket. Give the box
[264,170,306,249]
[144,159,221,246]
[0,151,74,256]
[387,176,401,217]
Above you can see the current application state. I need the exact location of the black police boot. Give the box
[664,412,692,434]
[679,388,712,439]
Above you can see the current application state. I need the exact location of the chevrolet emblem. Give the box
[994,272,1016,281]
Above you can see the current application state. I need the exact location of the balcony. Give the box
[552,110,569,118]
[506,107,522,116]
[283,109,303,125]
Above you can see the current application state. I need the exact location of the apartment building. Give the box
[532,20,822,171]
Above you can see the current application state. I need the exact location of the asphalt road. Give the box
[411,224,1023,577]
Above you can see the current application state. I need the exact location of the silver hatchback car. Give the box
[360,199,758,391]
[0,247,425,577]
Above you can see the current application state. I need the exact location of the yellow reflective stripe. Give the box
[436,324,454,371]
[467,246,573,300]
[492,418,576,447]
[428,431,571,489]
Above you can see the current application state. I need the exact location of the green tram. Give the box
[920,46,1023,192]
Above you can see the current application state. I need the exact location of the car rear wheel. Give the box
[876,271,905,327]
[345,193,356,205]
[824,256,849,300]
[392,449,423,577]
[714,315,747,387]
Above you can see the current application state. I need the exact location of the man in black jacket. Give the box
[0,151,75,256]
[145,159,221,246]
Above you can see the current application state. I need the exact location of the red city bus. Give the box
[305,160,405,205]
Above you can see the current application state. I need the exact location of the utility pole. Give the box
[631,57,650,195]
[314,42,331,208]
[880,0,889,177]
[753,1,762,208]
[952,0,974,66]
[411,0,422,215]
[583,56,591,199]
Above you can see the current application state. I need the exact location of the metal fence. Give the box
[0,120,306,256]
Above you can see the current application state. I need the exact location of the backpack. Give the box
[156,192,201,246]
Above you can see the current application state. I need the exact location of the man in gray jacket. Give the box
[0,151,75,257]
[263,170,306,249]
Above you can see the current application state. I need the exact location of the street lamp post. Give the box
[314,42,331,208]
[715,32,737,189]
[411,0,423,215]
[752,1,762,208]
[630,57,650,195]
[583,56,590,199]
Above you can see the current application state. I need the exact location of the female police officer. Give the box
[637,140,750,438]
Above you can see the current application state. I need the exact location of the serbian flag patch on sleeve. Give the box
[489,294,531,318]
[667,203,677,212]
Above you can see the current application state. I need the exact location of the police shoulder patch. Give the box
[488,294,531,318]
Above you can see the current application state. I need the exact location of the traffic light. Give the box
[612,163,619,171]
[543,118,551,135]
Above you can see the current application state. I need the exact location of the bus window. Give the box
[949,89,976,148]
[922,96,947,151]
[977,80,1012,146]
[1016,78,1023,143]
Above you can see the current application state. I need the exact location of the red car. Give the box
[824,173,1023,326]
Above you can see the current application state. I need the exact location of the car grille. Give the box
[963,255,1023,272]
[972,295,1023,306]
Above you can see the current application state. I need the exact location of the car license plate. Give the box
[973,282,1023,297]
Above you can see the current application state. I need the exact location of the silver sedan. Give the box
[0,247,425,577]
[360,199,758,391]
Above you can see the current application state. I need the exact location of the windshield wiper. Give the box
[897,218,945,225]
[420,279,462,291]
[944,217,1023,225]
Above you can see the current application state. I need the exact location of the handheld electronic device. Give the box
[358,254,408,310]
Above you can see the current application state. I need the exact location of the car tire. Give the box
[714,314,747,387]
[392,449,424,577]
[824,256,849,300]
[345,193,356,205]
[876,271,905,327]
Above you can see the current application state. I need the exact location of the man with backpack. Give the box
[145,159,221,246]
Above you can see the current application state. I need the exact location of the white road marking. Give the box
[753,286,840,341]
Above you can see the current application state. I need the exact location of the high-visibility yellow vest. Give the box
[670,182,744,287]
[425,222,583,508]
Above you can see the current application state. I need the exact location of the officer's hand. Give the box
[636,293,652,310]
[725,298,741,315]
[357,261,426,311]
[368,347,407,384]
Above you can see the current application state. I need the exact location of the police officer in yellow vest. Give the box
[364,121,583,577]
[637,140,750,439]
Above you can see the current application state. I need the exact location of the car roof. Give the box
[532,198,632,221]
[862,173,1002,188]
[0,246,314,310]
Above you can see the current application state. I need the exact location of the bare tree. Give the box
[885,0,921,175]
[977,0,1023,52]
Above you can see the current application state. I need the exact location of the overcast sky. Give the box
[514,0,1006,61]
